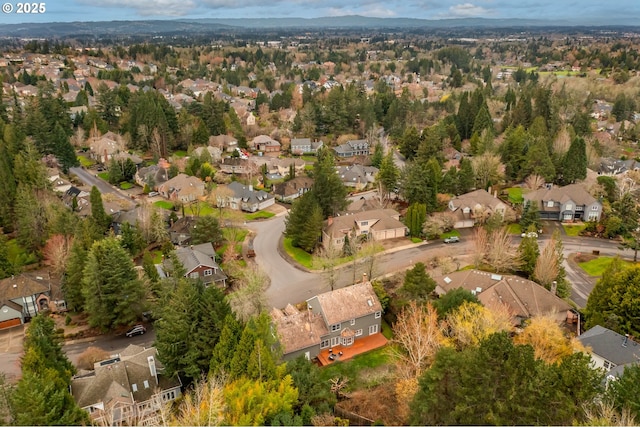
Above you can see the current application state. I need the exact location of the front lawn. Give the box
[97,172,109,181]
[283,237,314,269]
[154,200,174,210]
[440,230,461,239]
[244,211,275,221]
[577,256,639,276]
[300,155,317,162]
[563,223,587,237]
[77,156,95,167]
[184,202,215,216]
[120,182,134,190]
[507,223,522,235]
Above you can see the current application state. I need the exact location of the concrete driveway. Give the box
[0,325,24,353]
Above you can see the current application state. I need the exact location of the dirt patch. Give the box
[337,381,406,425]
[572,253,598,264]
[51,312,103,341]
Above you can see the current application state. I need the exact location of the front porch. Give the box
[316,333,388,367]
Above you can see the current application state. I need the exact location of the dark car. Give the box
[125,324,146,337]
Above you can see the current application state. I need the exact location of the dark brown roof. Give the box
[308,281,382,326]
[524,183,598,207]
[0,274,50,300]
[271,304,329,354]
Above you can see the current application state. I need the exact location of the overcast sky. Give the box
[0,0,638,24]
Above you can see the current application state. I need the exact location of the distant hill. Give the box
[0,15,636,38]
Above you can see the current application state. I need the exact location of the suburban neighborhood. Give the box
[2,11,640,426]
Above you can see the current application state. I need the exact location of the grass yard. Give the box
[184,202,215,216]
[120,182,134,190]
[563,223,587,237]
[97,172,109,181]
[440,230,461,239]
[507,223,522,235]
[77,156,95,167]
[410,237,423,243]
[244,211,275,221]
[172,150,188,158]
[150,250,163,264]
[577,256,639,276]
[283,237,314,269]
[300,155,317,162]
[154,200,174,210]
[318,347,390,389]
[506,187,524,204]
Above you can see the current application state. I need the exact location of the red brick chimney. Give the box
[328,216,333,226]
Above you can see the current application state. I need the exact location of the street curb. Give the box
[63,336,99,346]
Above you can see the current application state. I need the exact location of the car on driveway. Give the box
[125,324,146,337]
[444,236,460,243]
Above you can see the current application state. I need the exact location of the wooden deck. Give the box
[316,333,388,366]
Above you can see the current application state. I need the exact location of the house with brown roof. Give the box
[448,189,514,228]
[168,216,199,245]
[322,208,408,248]
[271,281,384,361]
[70,345,182,425]
[218,158,252,175]
[0,274,51,329]
[433,269,572,325]
[157,173,205,203]
[217,181,275,213]
[251,135,281,153]
[134,158,170,189]
[336,164,378,189]
[209,134,238,153]
[273,176,313,202]
[88,132,126,164]
[523,183,602,222]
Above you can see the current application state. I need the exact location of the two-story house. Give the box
[0,274,51,329]
[218,158,252,175]
[251,135,281,153]
[160,244,227,287]
[336,164,379,189]
[217,181,275,213]
[333,139,370,157]
[523,183,602,222]
[290,138,324,155]
[271,281,385,361]
[134,158,170,189]
[322,208,408,248]
[273,176,314,203]
[71,345,182,426]
[448,189,515,228]
[578,325,640,372]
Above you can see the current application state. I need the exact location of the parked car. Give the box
[148,191,159,197]
[125,324,146,337]
[444,236,460,243]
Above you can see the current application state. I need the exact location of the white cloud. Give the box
[79,0,196,16]
[448,3,490,17]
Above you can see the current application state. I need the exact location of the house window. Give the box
[189,272,199,279]
[563,214,572,220]
[132,383,138,392]
[566,203,572,210]
[356,329,363,337]
[375,311,381,319]
[588,212,599,221]
[576,206,584,211]
[331,324,341,332]
[547,201,554,207]
[203,269,213,277]
[343,336,354,346]
[361,221,368,226]
[369,324,379,334]
[603,360,616,370]
[320,339,330,349]
[162,391,176,402]
[350,319,356,326]
[143,380,149,389]
[592,205,599,211]
[331,336,340,347]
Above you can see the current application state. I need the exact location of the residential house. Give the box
[63,186,90,213]
[322,208,408,248]
[210,135,238,153]
[0,274,51,329]
[346,197,384,213]
[252,157,306,177]
[336,164,378,189]
[273,176,314,202]
[218,181,275,213]
[168,216,199,245]
[157,174,205,203]
[246,112,256,126]
[578,325,640,372]
[70,345,182,425]
[134,158,170,190]
[88,132,125,164]
[290,138,324,155]
[523,183,602,222]
[219,158,252,175]
[448,189,514,229]
[162,243,227,287]
[251,135,281,153]
[433,269,572,326]
[192,146,222,163]
[47,168,72,194]
[333,139,370,157]
[271,281,385,361]
[598,157,640,176]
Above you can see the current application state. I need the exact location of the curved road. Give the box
[248,214,629,309]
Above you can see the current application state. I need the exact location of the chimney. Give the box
[147,355,158,384]
[551,281,558,295]
[362,273,367,283]
[328,216,333,226]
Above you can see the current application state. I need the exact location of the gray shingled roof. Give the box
[308,281,382,326]
[524,183,597,207]
[579,325,640,365]
[227,181,274,204]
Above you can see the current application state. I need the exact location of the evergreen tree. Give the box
[561,136,587,184]
[377,151,400,199]
[471,104,494,136]
[522,139,556,182]
[457,157,475,194]
[312,147,348,218]
[82,237,145,330]
[371,142,384,168]
[14,184,48,252]
[190,215,223,247]
[401,262,436,301]
[520,201,541,231]
[90,185,110,233]
[210,314,243,376]
[285,192,323,253]
[518,225,540,278]
[0,233,13,279]
[63,241,87,311]
[405,203,427,238]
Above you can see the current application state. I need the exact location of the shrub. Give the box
[76,346,110,370]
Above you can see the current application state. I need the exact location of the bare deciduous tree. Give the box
[524,174,545,190]
[390,301,443,380]
[43,234,74,278]
[360,240,383,281]
[169,376,226,426]
[486,227,520,273]
[533,239,559,288]
[471,153,504,190]
[444,300,513,350]
[71,127,85,148]
[76,346,110,370]
[553,127,571,156]
[472,227,489,267]
[318,241,342,291]
[229,264,270,322]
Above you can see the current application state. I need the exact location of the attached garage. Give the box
[0,302,24,330]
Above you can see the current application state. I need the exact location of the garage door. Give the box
[0,318,21,329]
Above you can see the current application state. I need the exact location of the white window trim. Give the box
[320,339,330,349]
[203,269,213,276]
[369,324,379,334]
[189,272,199,279]
[355,329,363,337]
[331,323,341,332]
[592,205,599,211]
[350,318,356,326]
[132,383,138,392]
[375,311,381,319]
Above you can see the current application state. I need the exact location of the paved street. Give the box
[63,327,156,367]
[69,166,136,203]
